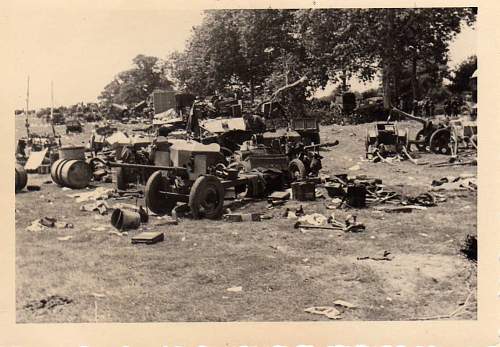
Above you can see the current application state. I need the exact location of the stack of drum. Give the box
[51,159,92,189]
[15,163,28,193]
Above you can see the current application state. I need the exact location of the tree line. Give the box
[98,8,477,110]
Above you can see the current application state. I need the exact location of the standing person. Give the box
[452,97,460,117]
[444,98,451,117]
[423,97,430,117]
[429,99,435,117]
[413,99,419,116]
[89,124,98,157]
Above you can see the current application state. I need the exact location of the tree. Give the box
[98,54,173,106]
[448,55,477,94]
[294,8,476,107]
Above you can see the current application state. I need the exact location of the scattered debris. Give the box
[332,300,358,309]
[26,185,41,191]
[224,213,262,222]
[298,213,328,226]
[153,216,179,226]
[131,231,164,244]
[430,175,477,191]
[26,217,73,232]
[68,187,114,203]
[24,295,72,312]
[80,201,110,215]
[57,236,73,241]
[304,306,341,319]
[357,250,394,261]
[268,191,290,201]
[226,286,243,292]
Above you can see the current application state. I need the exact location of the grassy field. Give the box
[15,115,477,322]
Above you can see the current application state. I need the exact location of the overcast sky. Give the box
[5,6,476,109]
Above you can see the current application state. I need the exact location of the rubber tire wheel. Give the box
[415,129,428,152]
[115,167,128,191]
[289,159,307,182]
[189,175,225,220]
[429,128,452,155]
[145,171,176,215]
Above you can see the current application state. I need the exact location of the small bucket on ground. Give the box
[111,208,141,230]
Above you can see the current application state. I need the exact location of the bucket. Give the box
[111,208,141,230]
[346,183,366,208]
[15,164,28,193]
[291,181,316,201]
[59,146,85,160]
[59,160,92,189]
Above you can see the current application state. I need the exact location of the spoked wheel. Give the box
[288,159,307,182]
[145,171,176,215]
[414,129,428,152]
[189,175,224,220]
[429,128,452,155]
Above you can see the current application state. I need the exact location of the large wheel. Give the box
[189,175,224,220]
[429,128,452,155]
[288,159,307,182]
[145,171,176,215]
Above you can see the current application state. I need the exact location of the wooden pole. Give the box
[25,76,30,138]
[50,81,57,139]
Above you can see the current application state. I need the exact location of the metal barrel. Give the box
[111,208,141,230]
[59,159,92,189]
[50,159,68,185]
[15,164,28,193]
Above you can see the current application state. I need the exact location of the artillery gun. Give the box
[391,107,477,155]
[365,122,409,159]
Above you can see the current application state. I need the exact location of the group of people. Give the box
[410,96,463,118]
[443,97,463,118]
[412,97,435,118]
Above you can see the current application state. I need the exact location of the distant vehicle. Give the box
[52,110,65,125]
[65,119,83,133]
[355,96,387,122]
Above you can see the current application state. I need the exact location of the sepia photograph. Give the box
[12,5,479,325]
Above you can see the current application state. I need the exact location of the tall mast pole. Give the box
[25,76,30,139]
[50,80,59,145]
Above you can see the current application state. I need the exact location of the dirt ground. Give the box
[15,116,477,322]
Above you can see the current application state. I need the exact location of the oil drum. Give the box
[15,163,28,193]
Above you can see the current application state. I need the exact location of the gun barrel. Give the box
[304,140,339,150]
[392,107,426,124]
